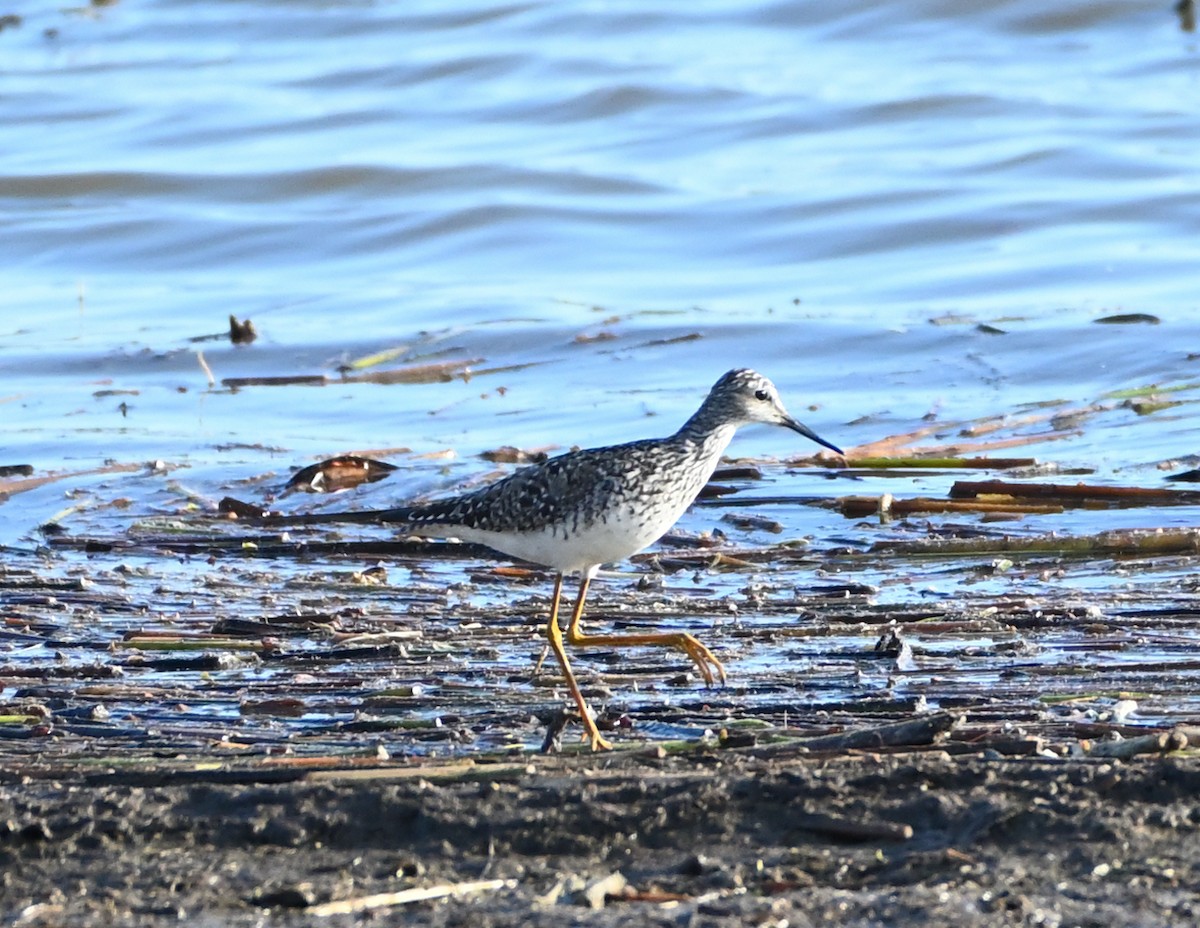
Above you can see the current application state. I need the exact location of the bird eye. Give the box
[754,389,769,401]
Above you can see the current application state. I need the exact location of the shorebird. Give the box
[270,369,842,750]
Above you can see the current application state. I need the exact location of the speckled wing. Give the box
[259,438,668,536]
[402,446,633,534]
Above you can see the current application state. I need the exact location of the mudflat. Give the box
[4,746,1198,927]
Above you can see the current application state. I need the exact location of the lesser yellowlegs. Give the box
[270,369,842,750]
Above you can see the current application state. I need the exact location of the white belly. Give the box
[433,501,686,574]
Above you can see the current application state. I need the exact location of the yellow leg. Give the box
[566,574,727,686]
[544,573,612,751]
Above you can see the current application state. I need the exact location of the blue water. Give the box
[4,1,1198,332]
[2,0,1199,535]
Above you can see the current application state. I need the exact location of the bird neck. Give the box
[678,395,737,440]
[674,414,739,465]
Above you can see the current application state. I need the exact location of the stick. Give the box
[307,878,516,916]
[951,479,1200,506]
[790,811,913,842]
[794,711,959,753]
[196,350,215,388]
[1084,730,1188,759]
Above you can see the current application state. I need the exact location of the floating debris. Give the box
[479,446,552,465]
[340,359,484,385]
[187,315,258,345]
[950,479,1200,508]
[720,513,784,534]
[228,315,257,344]
[285,456,399,493]
[342,346,411,372]
[1179,0,1196,32]
[839,495,1063,519]
[0,462,142,501]
[218,497,269,519]
[222,374,328,388]
[1094,313,1160,325]
[841,456,1037,470]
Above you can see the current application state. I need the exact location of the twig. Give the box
[872,528,1200,558]
[790,811,913,842]
[307,878,516,916]
[196,350,215,388]
[951,479,1200,507]
[840,495,1063,518]
[222,374,327,388]
[842,456,1037,470]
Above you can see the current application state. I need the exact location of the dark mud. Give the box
[4,749,1199,927]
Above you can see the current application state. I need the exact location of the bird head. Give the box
[706,369,843,455]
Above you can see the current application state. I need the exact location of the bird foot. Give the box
[540,705,613,753]
[577,705,613,751]
[582,726,614,752]
[677,633,727,687]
